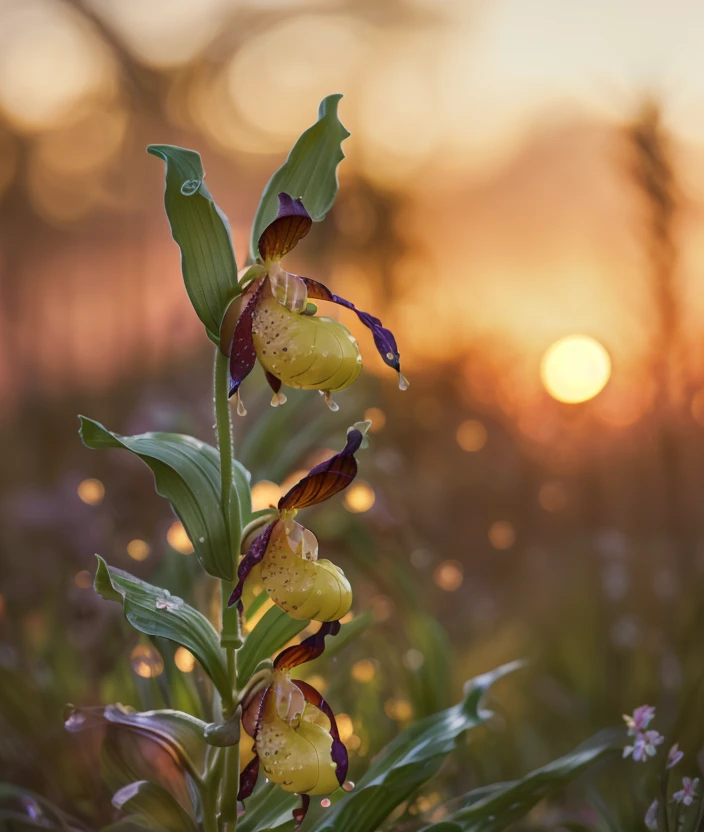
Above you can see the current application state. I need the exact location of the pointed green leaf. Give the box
[112,781,198,832]
[237,606,309,686]
[148,144,239,342]
[249,94,350,260]
[238,780,298,832]
[421,729,622,832]
[79,416,252,580]
[94,556,231,706]
[306,662,524,832]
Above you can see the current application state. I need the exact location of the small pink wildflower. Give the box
[623,705,656,736]
[667,743,684,769]
[623,729,664,762]
[644,798,659,831]
[673,777,698,806]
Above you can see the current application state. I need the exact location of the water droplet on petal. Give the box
[270,391,288,408]
[320,798,331,808]
[324,391,339,412]
[342,780,355,792]
[236,391,247,417]
[398,372,410,391]
[180,178,202,196]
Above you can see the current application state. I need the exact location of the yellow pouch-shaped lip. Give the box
[252,296,362,392]
[261,517,352,622]
[256,672,339,795]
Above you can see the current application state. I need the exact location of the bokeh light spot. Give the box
[77,478,104,505]
[251,480,283,512]
[174,646,196,673]
[167,521,193,554]
[455,419,487,452]
[370,595,395,622]
[127,539,151,561]
[541,335,611,403]
[335,713,354,741]
[130,644,164,678]
[351,659,376,682]
[344,482,376,513]
[0,2,113,131]
[403,648,426,671]
[74,569,92,589]
[306,674,328,693]
[364,407,386,432]
[488,520,516,550]
[433,559,464,591]
[538,481,567,512]
[384,698,413,721]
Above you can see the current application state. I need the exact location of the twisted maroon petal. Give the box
[238,754,260,801]
[258,194,312,262]
[273,621,341,670]
[293,680,348,786]
[293,794,311,828]
[302,277,402,373]
[228,280,266,397]
[265,370,282,394]
[228,523,275,607]
[278,430,363,511]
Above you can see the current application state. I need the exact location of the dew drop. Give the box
[320,798,332,808]
[180,179,202,196]
[398,372,410,391]
[324,391,339,412]
[236,392,247,417]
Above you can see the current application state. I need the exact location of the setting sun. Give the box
[541,335,611,404]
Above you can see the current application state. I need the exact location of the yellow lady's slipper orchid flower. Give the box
[228,423,369,622]
[238,622,348,827]
[226,193,407,414]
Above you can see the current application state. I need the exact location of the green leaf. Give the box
[249,94,350,260]
[148,144,239,342]
[237,606,309,686]
[405,612,453,717]
[112,781,198,832]
[0,784,79,831]
[66,705,207,787]
[94,556,231,705]
[305,662,524,832]
[238,780,298,832]
[101,821,154,832]
[421,729,622,832]
[80,416,252,580]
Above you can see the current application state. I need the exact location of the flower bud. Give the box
[261,516,352,622]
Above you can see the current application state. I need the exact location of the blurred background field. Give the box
[2,0,704,827]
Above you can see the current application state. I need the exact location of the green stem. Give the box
[214,349,234,526]
[214,348,240,830]
[202,799,219,832]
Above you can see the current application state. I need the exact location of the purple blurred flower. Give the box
[667,743,684,769]
[644,798,659,831]
[623,729,664,762]
[623,705,656,736]
[673,777,698,806]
